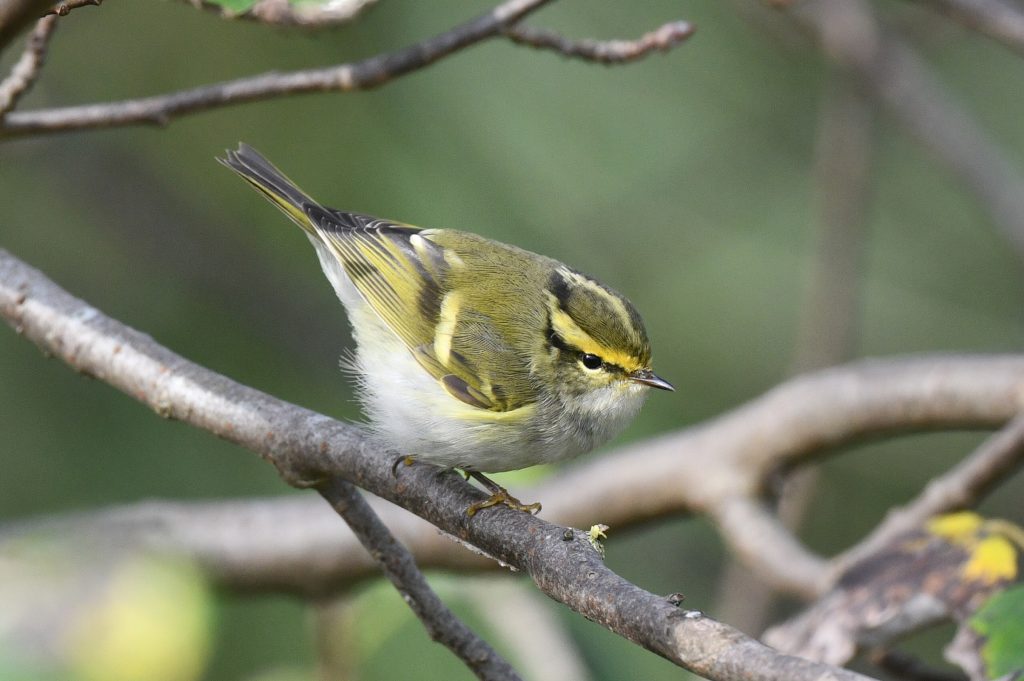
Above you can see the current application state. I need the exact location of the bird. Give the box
[220,143,673,515]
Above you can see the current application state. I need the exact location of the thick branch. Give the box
[317,479,520,681]
[0,247,882,680]
[3,250,1023,597]
[711,497,829,597]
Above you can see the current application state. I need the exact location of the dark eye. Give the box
[580,353,603,370]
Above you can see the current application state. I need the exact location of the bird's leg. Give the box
[464,471,541,516]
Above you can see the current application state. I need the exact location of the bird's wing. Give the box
[307,206,532,412]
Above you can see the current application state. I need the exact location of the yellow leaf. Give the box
[963,536,1018,585]
[928,512,984,546]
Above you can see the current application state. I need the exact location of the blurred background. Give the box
[1,0,1022,679]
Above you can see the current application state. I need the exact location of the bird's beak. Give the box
[629,368,675,391]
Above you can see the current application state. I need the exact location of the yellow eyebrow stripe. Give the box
[547,294,642,372]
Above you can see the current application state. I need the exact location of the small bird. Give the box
[220,144,673,515]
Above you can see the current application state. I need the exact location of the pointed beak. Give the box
[629,368,675,392]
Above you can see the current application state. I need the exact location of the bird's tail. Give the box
[218,143,319,235]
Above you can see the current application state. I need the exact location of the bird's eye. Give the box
[580,353,603,370]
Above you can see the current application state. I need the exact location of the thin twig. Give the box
[908,0,1024,57]
[833,412,1024,576]
[502,20,695,64]
[0,0,553,136]
[317,478,521,681]
[0,247,880,680]
[48,0,101,16]
[0,2,694,138]
[0,15,57,116]
[782,0,1024,262]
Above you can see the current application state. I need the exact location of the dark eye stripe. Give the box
[547,319,630,376]
[545,301,642,377]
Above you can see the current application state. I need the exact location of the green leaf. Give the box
[970,584,1024,678]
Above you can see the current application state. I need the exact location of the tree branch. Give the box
[0,246,885,680]
[316,478,521,681]
[0,15,57,115]
[3,262,1023,598]
[47,0,100,15]
[0,1,694,138]
[9,362,1022,601]
[501,20,695,64]
[711,496,829,597]
[0,0,554,137]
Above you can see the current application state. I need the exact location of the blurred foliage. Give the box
[968,584,1024,679]
[0,539,212,681]
[1,0,1023,679]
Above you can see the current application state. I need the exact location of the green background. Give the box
[1,1,1022,679]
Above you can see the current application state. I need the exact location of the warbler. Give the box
[220,144,673,515]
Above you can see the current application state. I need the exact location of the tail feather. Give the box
[218,143,319,233]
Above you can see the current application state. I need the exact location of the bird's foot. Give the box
[466,490,542,516]
[464,471,541,516]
